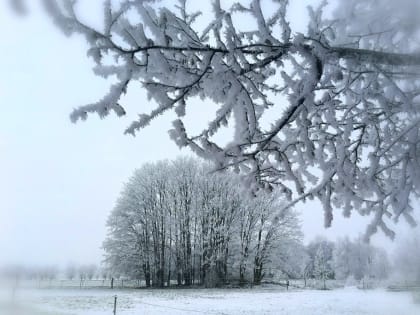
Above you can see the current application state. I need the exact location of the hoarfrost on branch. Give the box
[41,0,420,238]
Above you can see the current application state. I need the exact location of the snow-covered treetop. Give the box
[30,0,420,239]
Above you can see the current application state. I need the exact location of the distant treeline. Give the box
[1,236,393,289]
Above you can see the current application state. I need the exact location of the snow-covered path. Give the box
[3,286,420,315]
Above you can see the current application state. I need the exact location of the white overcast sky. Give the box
[0,0,418,267]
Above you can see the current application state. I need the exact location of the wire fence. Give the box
[14,279,146,289]
[13,278,349,290]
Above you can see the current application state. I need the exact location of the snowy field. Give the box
[1,286,420,315]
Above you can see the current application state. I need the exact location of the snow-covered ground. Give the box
[1,286,419,315]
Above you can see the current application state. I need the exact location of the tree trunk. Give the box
[143,262,151,287]
[239,264,246,285]
[253,258,263,285]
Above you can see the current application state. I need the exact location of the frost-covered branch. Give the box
[40,0,420,238]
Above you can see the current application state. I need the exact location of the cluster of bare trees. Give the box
[65,263,99,281]
[263,235,391,290]
[332,238,389,282]
[103,158,301,287]
[0,264,103,283]
[299,237,390,289]
[393,233,420,282]
[0,265,58,282]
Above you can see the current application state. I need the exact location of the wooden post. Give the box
[113,295,117,315]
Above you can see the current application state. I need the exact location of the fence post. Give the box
[113,295,117,315]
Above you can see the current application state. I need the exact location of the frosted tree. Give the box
[332,237,369,281]
[85,264,98,280]
[314,242,333,289]
[333,237,390,281]
[103,166,158,285]
[272,240,309,280]
[332,237,354,280]
[38,266,58,281]
[393,234,420,282]
[307,237,334,288]
[251,192,301,284]
[31,0,420,237]
[236,192,259,284]
[370,248,390,280]
[65,263,77,281]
